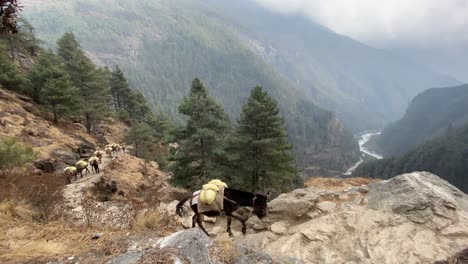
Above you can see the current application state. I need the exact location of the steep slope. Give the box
[354,122,468,192]
[377,84,468,156]
[202,0,459,131]
[22,0,360,173]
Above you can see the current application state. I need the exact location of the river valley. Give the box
[344,131,383,175]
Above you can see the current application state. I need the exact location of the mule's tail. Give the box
[176,195,191,217]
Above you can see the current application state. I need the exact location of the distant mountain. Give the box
[22,0,360,173]
[22,0,457,172]
[354,122,468,192]
[199,0,459,131]
[377,84,468,156]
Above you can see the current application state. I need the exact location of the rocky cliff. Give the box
[161,172,468,264]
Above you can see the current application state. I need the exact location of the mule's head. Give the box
[252,192,269,219]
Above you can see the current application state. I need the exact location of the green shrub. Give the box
[0,137,37,171]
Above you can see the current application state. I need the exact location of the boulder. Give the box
[33,159,55,173]
[237,172,468,264]
[235,252,274,264]
[108,252,143,264]
[268,197,313,219]
[52,150,79,165]
[158,228,213,264]
[367,172,468,225]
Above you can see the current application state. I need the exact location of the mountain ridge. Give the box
[377,84,468,156]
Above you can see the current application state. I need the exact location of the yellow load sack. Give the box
[64,166,76,173]
[202,183,220,191]
[199,189,217,205]
[208,179,228,188]
[76,160,88,168]
[199,183,220,205]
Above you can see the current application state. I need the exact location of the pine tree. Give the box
[42,74,80,124]
[56,33,111,133]
[169,78,229,189]
[110,66,129,110]
[0,42,23,89]
[26,50,59,102]
[230,86,295,192]
[125,122,154,158]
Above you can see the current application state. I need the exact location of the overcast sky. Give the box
[253,0,468,48]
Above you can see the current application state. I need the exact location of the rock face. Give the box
[158,228,213,264]
[33,158,55,172]
[108,228,213,264]
[238,172,468,264]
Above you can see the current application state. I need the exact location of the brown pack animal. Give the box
[94,150,104,163]
[88,157,100,173]
[75,160,90,178]
[105,147,112,157]
[64,166,77,183]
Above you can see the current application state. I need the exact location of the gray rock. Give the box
[367,172,468,224]
[247,216,269,231]
[158,228,213,264]
[33,159,55,172]
[52,150,79,165]
[235,252,274,264]
[268,198,313,218]
[108,252,144,264]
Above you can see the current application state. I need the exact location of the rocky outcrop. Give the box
[33,158,55,172]
[234,172,468,264]
[108,228,213,264]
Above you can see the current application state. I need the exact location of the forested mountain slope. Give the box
[23,0,458,133]
[201,0,459,131]
[377,84,468,156]
[24,0,458,172]
[354,122,468,192]
[23,0,362,173]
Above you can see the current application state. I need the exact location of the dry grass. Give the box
[304,177,379,191]
[134,209,169,230]
[210,236,241,264]
[0,199,40,222]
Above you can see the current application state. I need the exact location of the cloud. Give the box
[253,0,468,47]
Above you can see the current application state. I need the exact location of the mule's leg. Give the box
[230,212,248,235]
[226,216,234,237]
[192,214,198,228]
[196,215,211,237]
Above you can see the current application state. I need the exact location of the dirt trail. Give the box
[62,153,120,211]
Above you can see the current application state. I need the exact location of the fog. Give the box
[253,0,468,48]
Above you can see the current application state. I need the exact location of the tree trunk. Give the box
[85,113,92,133]
[53,106,58,124]
[8,36,15,61]
[135,142,138,157]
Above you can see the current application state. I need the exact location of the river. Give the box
[344,131,383,175]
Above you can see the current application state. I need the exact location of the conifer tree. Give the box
[26,50,59,102]
[0,42,23,89]
[27,50,79,123]
[169,78,229,188]
[125,121,154,158]
[56,32,111,133]
[230,86,295,192]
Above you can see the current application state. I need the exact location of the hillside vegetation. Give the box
[377,84,468,156]
[22,0,458,133]
[24,0,462,173]
[354,122,468,192]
